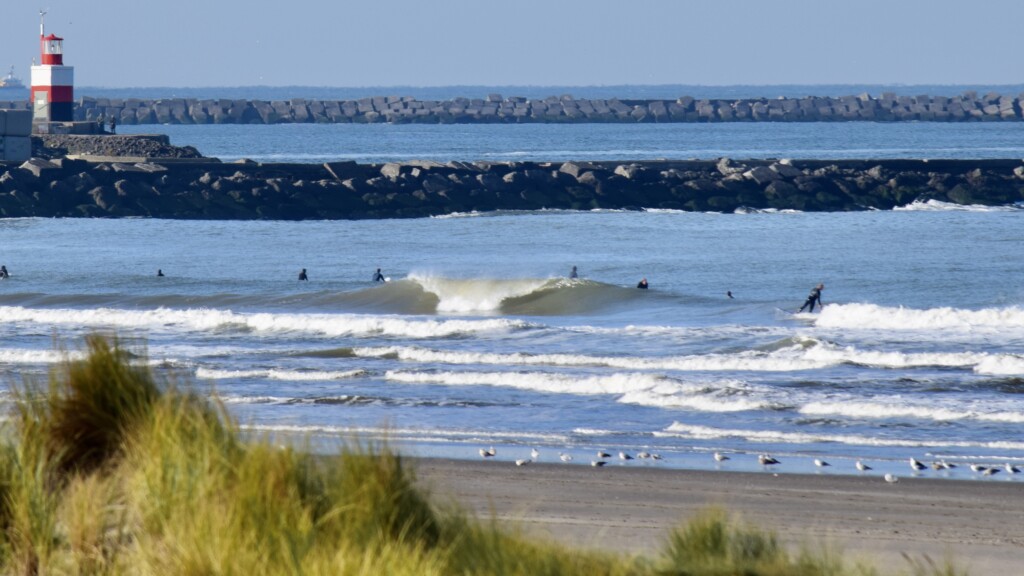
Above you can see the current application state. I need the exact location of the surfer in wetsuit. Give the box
[157,269,164,277]
[0,266,8,279]
[798,283,824,312]
[637,278,649,289]
[298,268,308,281]
[373,268,386,282]
[727,290,734,299]
[570,266,578,279]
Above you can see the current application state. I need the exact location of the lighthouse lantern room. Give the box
[30,10,74,124]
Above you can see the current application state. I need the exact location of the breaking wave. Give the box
[384,370,766,412]
[196,368,366,381]
[0,305,530,339]
[352,341,1023,374]
[660,422,1024,450]
[814,303,1024,332]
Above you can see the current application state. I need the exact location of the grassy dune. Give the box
[0,335,964,575]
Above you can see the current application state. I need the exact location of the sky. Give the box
[1,0,1021,88]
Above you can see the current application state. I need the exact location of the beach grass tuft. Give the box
[0,334,968,575]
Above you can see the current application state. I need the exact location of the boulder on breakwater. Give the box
[0,141,1022,219]
[2,91,1023,125]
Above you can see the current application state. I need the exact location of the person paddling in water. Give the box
[569,266,578,279]
[0,265,8,279]
[798,283,825,312]
[637,277,649,289]
[298,268,308,281]
[373,268,386,282]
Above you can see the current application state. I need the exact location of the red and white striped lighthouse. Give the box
[30,10,74,123]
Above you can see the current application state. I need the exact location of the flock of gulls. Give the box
[478,447,1022,483]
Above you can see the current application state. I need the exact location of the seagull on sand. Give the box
[714,452,730,462]
[591,460,607,467]
[759,454,780,466]
[970,463,989,473]
[909,457,926,471]
[814,459,830,468]
[479,447,496,458]
[531,448,540,460]
[596,450,611,459]
[559,452,573,462]
[884,473,899,484]
[515,458,531,467]
[619,451,634,461]
[637,451,651,459]
[651,453,663,460]
[1005,463,1021,474]
[855,460,872,472]
[982,467,1001,477]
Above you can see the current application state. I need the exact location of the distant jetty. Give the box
[2,91,1024,124]
[0,135,1021,219]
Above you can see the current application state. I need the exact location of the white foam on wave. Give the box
[660,422,1024,450]
[241,423,569,444]
[799,400,1024,424]
[894,199,1020,212]
[357,341,1013,374]
[356,345,830,372]
[0,348,83,364]
[196,368,366,381]
[384,369,765,412]
[814,303,1024,332]
[0,305,529,339]
[974,354,1024,376]
[406,272,554,313]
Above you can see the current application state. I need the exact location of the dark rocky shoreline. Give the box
[3,91,1024,125]
[1,135,1021,219]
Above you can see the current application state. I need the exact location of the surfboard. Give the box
[384,277,391,282]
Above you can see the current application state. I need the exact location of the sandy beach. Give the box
[415,458,1024,573]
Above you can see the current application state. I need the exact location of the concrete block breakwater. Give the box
[3,91,1024,124]
[0,155,1021,219]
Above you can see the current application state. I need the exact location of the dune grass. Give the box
[0,334,965,575]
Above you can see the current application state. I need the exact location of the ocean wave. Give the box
[356,345,831,372]
[798,400,1024,424]
[404,273,641,315]
[894,199,1021,212]
[0,348,82,364]
[814,303,1024,332]
[356,341,1012,373]
[241,423,570,444]
[0,305,529,339]
[384,369,764,412]
[660,422,1024,450]
[974,355,1024,376]
[196,368,366,381]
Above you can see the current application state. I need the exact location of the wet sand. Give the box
[415,458,1024,573]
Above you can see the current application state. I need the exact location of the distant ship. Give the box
[0,66,26,90]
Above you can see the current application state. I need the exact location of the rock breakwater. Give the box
[1,153,1021,219]
[3,91,1024,125]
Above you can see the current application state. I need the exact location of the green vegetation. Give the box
[0,335,963,575]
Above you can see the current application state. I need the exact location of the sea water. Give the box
[0,204,1021,479]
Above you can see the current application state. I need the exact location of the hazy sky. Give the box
[1,0,1020,88]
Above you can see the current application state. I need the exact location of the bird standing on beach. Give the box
[515,458,531,467]
[591,460,607,467]
[714,452,730,462]
[814,459,830,468]
[1005,463,1021,474]
[884,474,899,484]
[855,460,872,472]
[596,450,611,459]
[637,451,651,459]
[531,448,540,460]
[909,457,926,471]
[479,447,496,458]
[559,453,573,462]
[970,463,988,474]
[619,451,633,461]
[759,454,780,466]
